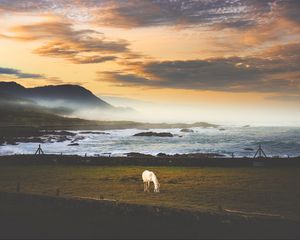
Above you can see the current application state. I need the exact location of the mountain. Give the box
[0,81,25,94]
[0,81,218,131]
[0,84,217,129]
[27,84,111,108]
[0,82,112,111]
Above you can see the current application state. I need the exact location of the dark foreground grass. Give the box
[0,165,299,221]
[1,191,299,239]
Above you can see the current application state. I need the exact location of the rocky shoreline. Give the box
[0,126,206,146]
[0,129,77,146]
[0,128,195,147]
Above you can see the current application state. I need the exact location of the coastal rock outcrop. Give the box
[244,148,254,151]
[133,132,173,137]
[79,131,110,135]
[68,143,79,146]
[180,128,194,133]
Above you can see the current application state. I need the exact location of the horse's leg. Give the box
[148,181,150,192]
[144,182,146,192]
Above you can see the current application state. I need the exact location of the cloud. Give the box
[1,21,131,64]
[98,42,300,94]
[2,0,300,56]
[0,67,44,79]
[0,0,278,29]
[1,1,300,94]
[266,95,300,102]
[0,1,299,30]
[70,55,117,64]
[88,0,274,29]
[277,0,300,24]
[0,66,65,85]
[85,0,300,34]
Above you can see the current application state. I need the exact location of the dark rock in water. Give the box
[71,136,85,143]
[0,128,75,145]
[5,139,18,145]
[57,130,76,136]
[79,131,110,135]
[41,130,76,136]
[180,128,194,133]
[243,125,250,128]
[22,137,46,143]
[173,134,183,137]
[126,152,153,157]
[133,132,173,137]
[244,148,254,151]
[219,128,226,131]
[39,130,75,143]
[47,137,56,143]
[68,143,79,146]
[57,136,72,143]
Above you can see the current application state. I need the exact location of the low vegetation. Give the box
[0,165,299,220]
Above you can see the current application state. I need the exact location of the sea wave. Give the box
[0,126,300,157]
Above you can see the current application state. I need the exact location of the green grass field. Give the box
[0,165,299,220]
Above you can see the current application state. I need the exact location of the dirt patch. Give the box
[98,177,113,181]
[119,176,140,182]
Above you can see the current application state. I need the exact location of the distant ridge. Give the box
[0,81,26,95]
[0,81,112,110]
[0,81,218,131]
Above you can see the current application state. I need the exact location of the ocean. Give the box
[1,126,300,157]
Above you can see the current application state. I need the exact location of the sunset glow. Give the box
[1,0,299,125]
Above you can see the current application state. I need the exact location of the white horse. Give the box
[142,170,160,193]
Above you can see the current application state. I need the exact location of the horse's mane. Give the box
[152,173,159,183]
[151,172,159,188]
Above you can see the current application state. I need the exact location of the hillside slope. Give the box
[0,82,112,111]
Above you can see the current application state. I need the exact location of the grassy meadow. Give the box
[0,165,299,220]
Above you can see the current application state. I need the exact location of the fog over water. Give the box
[99,96,300,127]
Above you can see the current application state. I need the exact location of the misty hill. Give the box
[0,100,140,131]
[0,81,218,131]
[0,99,218,131]
[0,82,112,111]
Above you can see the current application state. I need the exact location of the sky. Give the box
[0,0,299,126]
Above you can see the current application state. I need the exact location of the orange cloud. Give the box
[1,20,135,64]
[98,41,300,97]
